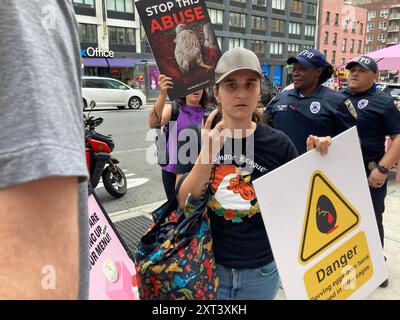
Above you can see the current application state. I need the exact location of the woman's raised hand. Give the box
[158,75,173,96]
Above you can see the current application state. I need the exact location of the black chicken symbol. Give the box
[316,195,339,234]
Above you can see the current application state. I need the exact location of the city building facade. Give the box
[317,0,367,67]
[73,0,318,93]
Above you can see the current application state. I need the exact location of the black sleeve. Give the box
[382,98,400,136]
[176,124,202,174]
[284,135,299,163]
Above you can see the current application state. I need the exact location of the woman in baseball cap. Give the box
[176,47,299,300]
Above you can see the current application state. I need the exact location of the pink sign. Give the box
[88,193,139,300]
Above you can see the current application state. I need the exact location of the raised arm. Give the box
[148,75,174,128]
[177,110,225,207]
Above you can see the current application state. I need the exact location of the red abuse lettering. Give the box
[149,6,206,33]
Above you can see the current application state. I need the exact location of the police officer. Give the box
[266,48,357,155]
[342,56,400,287]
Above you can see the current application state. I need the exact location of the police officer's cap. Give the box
[287,48,327,69]
[345,56,378,73]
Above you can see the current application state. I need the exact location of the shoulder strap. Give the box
[170,102,180,121]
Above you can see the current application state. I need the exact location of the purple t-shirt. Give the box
[163,105,205,173]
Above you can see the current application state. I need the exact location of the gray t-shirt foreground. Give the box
[0,0,89,299]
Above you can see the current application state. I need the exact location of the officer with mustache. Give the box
[341,56,400,288]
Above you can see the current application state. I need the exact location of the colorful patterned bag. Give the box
[134,178,218,300]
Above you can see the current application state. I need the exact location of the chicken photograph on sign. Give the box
[135,0,221,100]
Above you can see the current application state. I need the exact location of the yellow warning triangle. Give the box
[299,170,361,265]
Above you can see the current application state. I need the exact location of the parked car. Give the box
[382,83,400,102]
[82,76,146,110]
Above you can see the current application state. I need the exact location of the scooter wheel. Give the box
[102,165,127,198]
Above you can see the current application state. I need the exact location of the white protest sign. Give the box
[253,127,387,300]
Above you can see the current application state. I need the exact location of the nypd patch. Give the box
[394,99,400,112]
[344,99,358,119]
[310,101,321,114]
[358,99,369,109]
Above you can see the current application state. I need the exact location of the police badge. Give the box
[344,99,358,119]
[394,99,400,112]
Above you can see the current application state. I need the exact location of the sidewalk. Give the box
[111,172,400,300]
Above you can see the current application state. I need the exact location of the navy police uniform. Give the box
[267,86,357,154]
[341,85,400,246]
[343,55,400,248]
[266,48,357,154]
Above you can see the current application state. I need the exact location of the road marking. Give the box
[113,148,149,155]
[97,177,149,190]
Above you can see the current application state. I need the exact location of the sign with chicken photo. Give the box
[136,0,221,100]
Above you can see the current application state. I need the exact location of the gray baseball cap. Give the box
[215,47,264,84]
[346,56,378,73]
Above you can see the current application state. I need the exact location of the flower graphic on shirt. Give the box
[223,209,237,220]
[209,164,259,223]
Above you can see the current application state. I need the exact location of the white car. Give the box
[82,76,146,110]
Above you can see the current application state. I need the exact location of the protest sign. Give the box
[253,127,387,300]
[136,0,221,100]
[88,189,139,300]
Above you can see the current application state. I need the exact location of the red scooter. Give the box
[84,102,127,198]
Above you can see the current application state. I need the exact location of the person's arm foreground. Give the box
[0,177,80,299]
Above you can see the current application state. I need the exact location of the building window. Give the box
[367,23,375,32]
[379,21,387,30]
[350,39,354,53]
[366,34,374,43]
[367,10,376,20]
[288,43,300,54]
[326,11,330,25]
[334,13,339,26]
[378,33,386,42]
[351,21,356,33]
[209,9,224,25]
[358,40,362,53]
[305,24,315,37]
[252,0,267,5]
[271,19,284,33]
[289,22,301,35]
[228,38,245,49]
[107,0,134,13]
[252,16,267,31]
[359,22,364,35]
[73,0,95,8]
[306,3,317,16]
[229,12,246,28]
[251,40,266,54]
[324,31,329,44]
[290,0,303,14]
[108,26,135,46]
[377,44,386,50]
[323,49,327,57]
[342,39,347,52]
[365,46,372,53]
[380,9,389,18]
[270,42,283,55]
[78,23,97,43]
[272,0,285,10]
[216,37,222,49]
[333,33,337,45]
[331,50,336,65]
